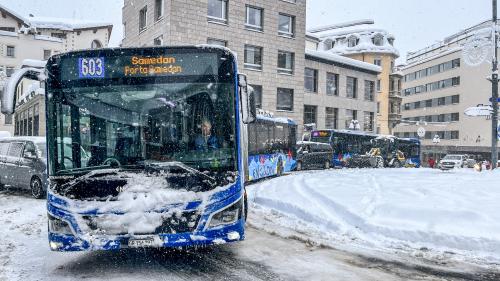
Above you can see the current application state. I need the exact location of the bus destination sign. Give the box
[65,52,219,81]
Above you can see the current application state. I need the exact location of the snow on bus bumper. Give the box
[48,220,245,251]
[47,186,245,251]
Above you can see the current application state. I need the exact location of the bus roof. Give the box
[256,114,297,125]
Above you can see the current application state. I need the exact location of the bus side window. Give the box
[248,122,258,155]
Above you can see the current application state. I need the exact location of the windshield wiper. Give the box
[144,161,216,186]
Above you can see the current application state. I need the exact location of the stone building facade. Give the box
[0,3,112,136]
[394,20,500,162]
[122,0,380,135]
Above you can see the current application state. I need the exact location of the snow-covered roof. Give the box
[311,21,400,58]
[0,30,19,38]
[0,3,28,24]
[28,16,113,31]
[305,49,382,73]
[0,136,45,144]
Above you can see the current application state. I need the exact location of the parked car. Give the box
[0,137,90,198]
[296,141,333,171]
[0,137,48,198]
[463,155,477,168]
[439,154,468,170]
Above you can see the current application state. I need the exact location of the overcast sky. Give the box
[0,0,493,63]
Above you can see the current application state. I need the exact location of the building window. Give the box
[245,6,263,31]
[6,67,14,77]
[325,107,338,129]
[346,77,358,98]
[304,68,318,92]
[277,88,293,111]
[438,97,445,106]
[374,58,382,66]
[451,112,459,122]
[0,27,15,32]
[43,50,52,60]
[425,99,433,107]
[345,109,357,128]
[377,102,380,113]
[208,0,227,23]
[414,101,420,109]
[51,32,66,39]
[376,79,381,92]
[244,45,263,70]
[452,94,459,104]
[452,58,460,68]
[326,72,339,96]
[6,46,15,57]
[304,105,317,125]
[372,34,384,46]
[139,6,148,32]
[207,38,227,47]
[347,36,359,47]
[4,114,12,125]
[155,0,164,21]
[364,111,374,131]
[451,131,459,140]
[277,50,294,74]
[364,80,375,101]
[452,76,460,86]
[33,105,40,136]
[91,40,102,49]
[153,35,163,46]
[278,13,295,37]
[250,85,263,109]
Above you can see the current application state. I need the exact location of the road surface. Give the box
[1,189,499,281]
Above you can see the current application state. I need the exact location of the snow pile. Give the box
[28,16,112,31]
[248,168,500,262]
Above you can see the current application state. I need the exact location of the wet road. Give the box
[1,189,500,281]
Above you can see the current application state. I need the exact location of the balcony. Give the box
[389,90,403,100]
[388,112,402,121]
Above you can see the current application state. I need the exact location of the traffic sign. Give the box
[489,97,500,102]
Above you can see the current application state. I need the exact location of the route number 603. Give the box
[79,57,105,78]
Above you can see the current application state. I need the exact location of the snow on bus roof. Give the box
[256,114,296,125]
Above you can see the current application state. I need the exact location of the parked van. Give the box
[0,137,47,198]
[296,141,334,170]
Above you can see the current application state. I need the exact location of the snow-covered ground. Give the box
[247,168,500,266]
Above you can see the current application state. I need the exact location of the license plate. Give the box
[128,236,156,248]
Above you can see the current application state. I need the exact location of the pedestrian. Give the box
[428,156,435,169]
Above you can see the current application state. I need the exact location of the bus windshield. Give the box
[51,82,236,174]
[46,48,237,181]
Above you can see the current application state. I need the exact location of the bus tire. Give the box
[296,161,303,171]
[30,176,45,199]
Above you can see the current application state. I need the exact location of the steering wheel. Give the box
[103,157,121,167]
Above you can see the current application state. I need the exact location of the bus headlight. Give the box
[48,214,73,235]
[208,199,242,228]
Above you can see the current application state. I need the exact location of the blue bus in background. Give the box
[2,46,257,251]
[246,113,297,181]
[310,130,421,168]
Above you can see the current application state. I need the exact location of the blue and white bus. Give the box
[246,113,297,181]
[310,130,421,168]
[2,46,256,251]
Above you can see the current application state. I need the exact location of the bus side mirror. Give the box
[238,74,256,124]
[1,67,45,115]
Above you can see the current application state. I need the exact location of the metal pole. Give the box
[492,0,499,169]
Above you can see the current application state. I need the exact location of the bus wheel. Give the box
[324,161,331,169]
[296,161,303,171]
[30,177,45,199]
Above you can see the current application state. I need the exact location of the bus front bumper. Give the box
[48,220,245,251]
